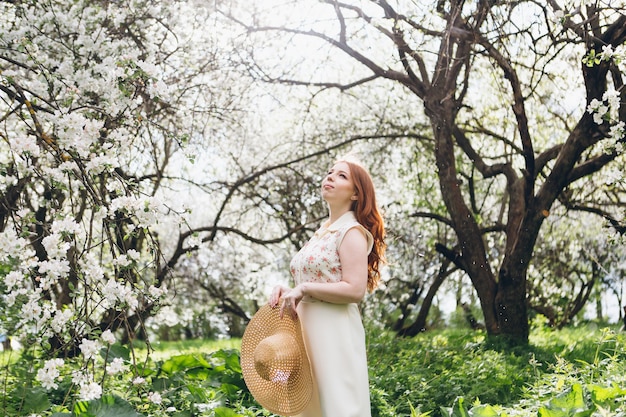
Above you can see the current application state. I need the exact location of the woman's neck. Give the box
[327,204,352,224]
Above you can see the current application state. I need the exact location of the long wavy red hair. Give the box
[341,160,386,292]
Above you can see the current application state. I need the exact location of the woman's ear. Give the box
[351,195,358,201]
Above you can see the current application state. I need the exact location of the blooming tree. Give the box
[0,0,258,412]
[224,0,626,344]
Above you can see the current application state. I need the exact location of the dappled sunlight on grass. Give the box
[366,322,626,417]
[137,338,242,361]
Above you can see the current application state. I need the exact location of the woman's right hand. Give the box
[269,285,289,308]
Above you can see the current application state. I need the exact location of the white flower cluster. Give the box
[78,380,103,401]
[551,2,624,27]
[101,279,139,310]
[0,229,36,264]
[584,45,626,154]
[79,338,102,360]
[52,112,105,159]
[110,196,164,229]
[34,330,127,398]
[36,358,65,390]
[597,44,626,72]
[107,357,126,375]
[587,88,626,151]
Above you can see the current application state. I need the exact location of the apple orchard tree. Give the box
[224,0,626,344]
[0,0,253,406]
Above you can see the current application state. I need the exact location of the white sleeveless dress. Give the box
[290,211,373,417]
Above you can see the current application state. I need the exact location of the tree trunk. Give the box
[427,99,501,339]
[494,260,530,344]
[398,261,450,336]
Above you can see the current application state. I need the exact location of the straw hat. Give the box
[240,303,313,416]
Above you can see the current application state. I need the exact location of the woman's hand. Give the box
[277,285,305,320]
[269,285,289,309]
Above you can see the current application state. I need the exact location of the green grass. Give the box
[366,323,626,416]
[136,337,241,361]
[0,349,17,367]
[2,323,624,416]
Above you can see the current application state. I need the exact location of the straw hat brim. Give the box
[240,303,313,415]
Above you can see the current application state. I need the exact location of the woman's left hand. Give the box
[280,285,304,320]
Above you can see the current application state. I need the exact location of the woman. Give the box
[269,157,386,417]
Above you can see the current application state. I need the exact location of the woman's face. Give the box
[321,161,356,204]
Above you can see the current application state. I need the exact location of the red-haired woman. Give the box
[270,157,386,417]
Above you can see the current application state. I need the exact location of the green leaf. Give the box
[22,387,51,413]
[106,343,131,361]
[221,350,242,373]
[184,367,212,380]
[470,404,500,417]
[548,384,585,410]
[186,383,212,403]
[73,394,144,417]
[213,407,243,417]
[171,411,193,417]
[451,397,471,417]
[539,384,593,417]
[219,383,242,396]
[589,384,626,406]
[160,354,210,375]
[440,406,453,417]
[538,407,568,417]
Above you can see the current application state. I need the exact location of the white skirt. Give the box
[294,298,371,417]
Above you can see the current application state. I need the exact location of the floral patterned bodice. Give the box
[290,211,373,286]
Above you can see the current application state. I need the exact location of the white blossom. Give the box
[603,89,621,121]
[601,44,614,60]
[21,298,43,322]
[79,338,101,360]
[587,98,608,125]
[85,154,118,174]
[4,270,23,291]
[41,234,70,259]
[51,218,81,235]
[101,329,116,344]
[101,279,136,309]
[126,249,140,261]
[36,358,64,390]
[78,381,102,401]
[50,309,74,334]
[153,306,180,327]
[0,229,34,262]
[54,112,104,158]
[80,253,105,284]
[37,259,70,289]
[106,357,126,375]
[71,370,89,386]
[148,391,162,405]
[9,135,40,156]
[0,174,18,193]
[148,285,166,299]
[550,9,565,24]
[186,234,202,249]
[609,122,625,142]
[113,254,132,268]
